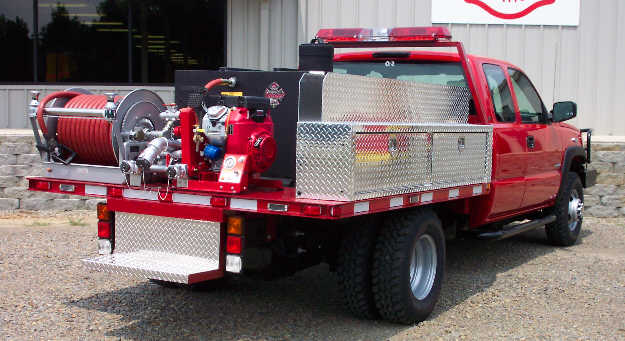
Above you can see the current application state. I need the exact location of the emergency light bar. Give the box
[316,26,452,43]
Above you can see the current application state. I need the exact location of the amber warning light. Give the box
[316,26,452,43]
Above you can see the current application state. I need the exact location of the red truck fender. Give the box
[560,145,592,190]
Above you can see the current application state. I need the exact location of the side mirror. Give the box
[552,101,577,122]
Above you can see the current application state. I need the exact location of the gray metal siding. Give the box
[227,0,625,136]
[0,86,173,129]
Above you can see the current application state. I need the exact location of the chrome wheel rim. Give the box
[568,191,583,231]
[409,234,437,300]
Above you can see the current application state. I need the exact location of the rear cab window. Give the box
[333,61,468,88]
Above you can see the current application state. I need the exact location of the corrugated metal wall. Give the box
[0,85,174,129]
[227,0,625,136]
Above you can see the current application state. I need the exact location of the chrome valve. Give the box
[103,92,118,121]
[29,91,40,118]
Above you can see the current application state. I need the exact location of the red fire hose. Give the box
[36,91,118,165]
[204,78,235,91]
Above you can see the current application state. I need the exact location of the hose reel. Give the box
[36,89,166,166]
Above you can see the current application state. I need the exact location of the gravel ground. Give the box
[1,211,624,340]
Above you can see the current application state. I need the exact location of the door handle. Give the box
[527,135,535,149]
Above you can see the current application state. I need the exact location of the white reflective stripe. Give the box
[389,197,404,208]
[172,193,212,206]
[449,189,460,199]
[230,198,257,211]
[354,201,370,214]
[85,185,107,196]
[122,189,159,201]
[473,185,483,195]
[421,192,433,202]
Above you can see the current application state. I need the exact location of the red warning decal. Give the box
[264,82,286,103]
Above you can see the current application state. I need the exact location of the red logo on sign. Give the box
[264,82,286,102]
[465,0,556,20]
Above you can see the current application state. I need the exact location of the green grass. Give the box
[27,221,50,227]
[68,217,88,227]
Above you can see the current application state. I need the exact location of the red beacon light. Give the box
[316,26,452,43]
[316,28,373,42]
[389,26,452,41]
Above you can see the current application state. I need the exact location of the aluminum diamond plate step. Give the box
[82,250,220,284]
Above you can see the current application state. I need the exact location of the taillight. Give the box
[227,216,244,235]
[97,203,112,221]
[96,203,114,254]
[225,216,244,273]
[226,235,242,254]
[97,221,111,239]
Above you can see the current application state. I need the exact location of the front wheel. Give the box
[371,209,446,324]
[546,172,584,246]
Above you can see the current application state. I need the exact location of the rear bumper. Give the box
[83,208,225,285]
[83,250,222,284]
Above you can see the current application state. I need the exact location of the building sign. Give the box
[432,0,580,26]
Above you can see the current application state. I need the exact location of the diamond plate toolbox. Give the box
[83,213,221,284]
[320,73,472,124]
[296,122,492,201]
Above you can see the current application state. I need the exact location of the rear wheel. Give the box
[371,209,445,324]
[336,221,378,319]
[546,172,583,246]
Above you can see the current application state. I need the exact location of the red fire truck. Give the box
[27,27,593,324]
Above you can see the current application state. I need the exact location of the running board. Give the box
[82,250,222,284]
[477,215,556,241]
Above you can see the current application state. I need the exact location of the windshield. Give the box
[333,61,467,87]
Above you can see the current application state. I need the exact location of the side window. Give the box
[482,64,516,122]
[508,68,547,124]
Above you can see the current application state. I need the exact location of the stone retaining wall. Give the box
[584,144,625,217]
[0,131,623,215]
[0,132,101,211]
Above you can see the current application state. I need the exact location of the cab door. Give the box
[507,68,562,208]
[481,64,527,216]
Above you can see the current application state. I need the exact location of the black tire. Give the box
[546,172,584,246]
[372,209,446,325]
[336,221,378,319]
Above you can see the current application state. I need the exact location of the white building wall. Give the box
[227,0,625,137]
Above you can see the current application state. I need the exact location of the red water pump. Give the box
[174,79,280,193]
